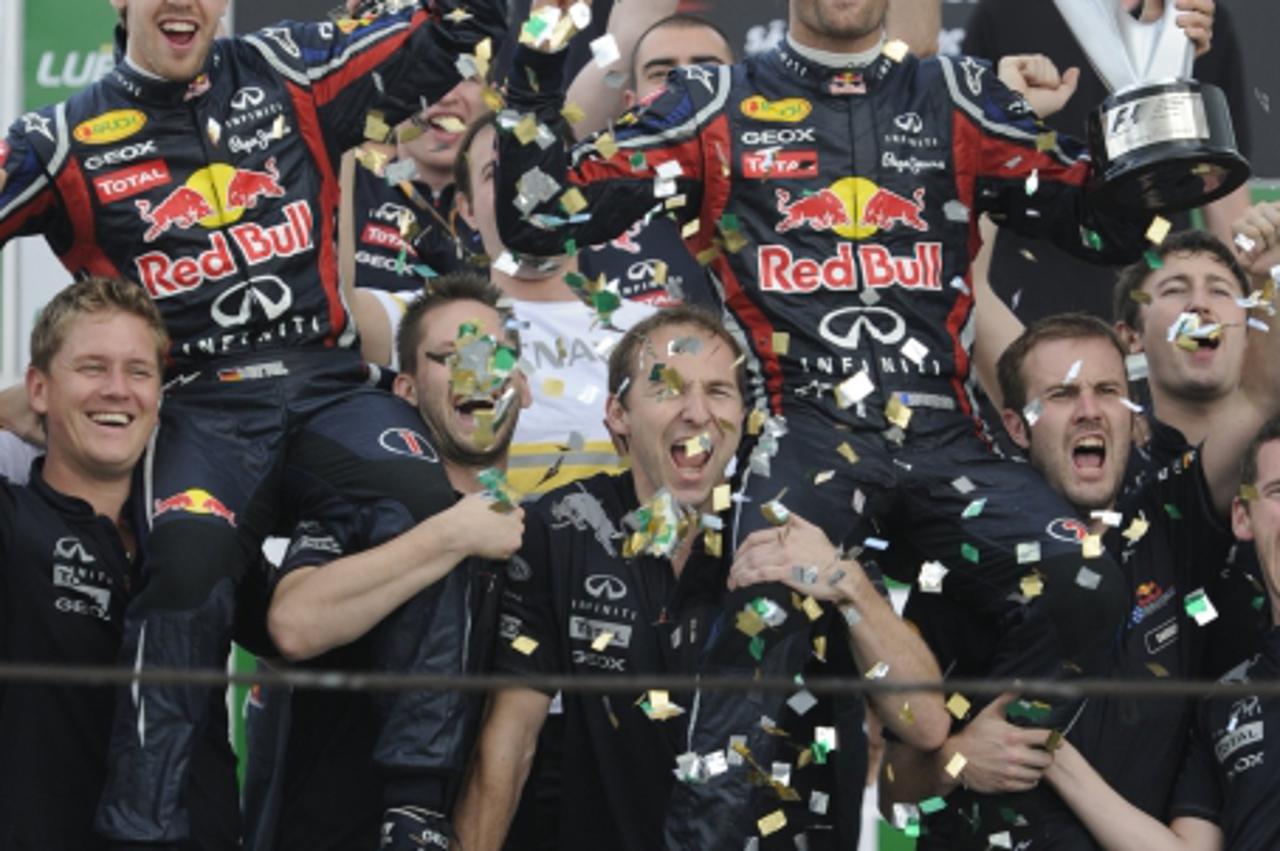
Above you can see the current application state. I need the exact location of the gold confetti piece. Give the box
[591,631,615,652]
[206,117,222,146]
[712,484,732,512]
[802,596,823,622]
[511,635,539,655]
[1146,216,1171,245]
[886,763,895,783]
[1044,730,1064,752]
[814,469,835,485]
[1241,484,1260,502]
[747,409,767,436]
[1020,573,1044,598]
[885,394,913,429]
[681,218,702,239]
[1035,130,1057,152]
[561,101,586,125]
[695,246,721,265]
[758,810,787,837]
[771,331,790,355]
[837,442,859,464]
[899,702,915,725]
[683,434,710,457]
[1147,662,1170,677]
[595,132,619,159]
[1129,289,1152,305]
[270,114,287,140]
[704,528,723,557]
[944,752,968,778]
[1082,534,1103,558]
[481,86,505,111]
[946,693,971,719]
[364,110,391,142]
[812,635,827,662]
[882,39,909,61]
[736,608,767,638]
[761,499,790,526]
[541,377,565,397]
[1122,515,1150,542]
[652,260,669,285]
[560,187,588,215]
[513,113,540,145]
[434,115,467,134]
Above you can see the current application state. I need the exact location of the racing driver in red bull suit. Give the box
[491,0,1199,830]
[0,0,507,847]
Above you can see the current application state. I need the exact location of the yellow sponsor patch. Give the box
[74,109,147,145]
[739,95,812,123]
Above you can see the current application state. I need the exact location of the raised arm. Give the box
[268,492,523,661]
[728,514,948,750]
[564,0,681,138]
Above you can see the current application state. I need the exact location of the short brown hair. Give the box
[629,14,735,88]
[997,313,1127,415]
[1112,229,1250,331]
[607,304,746,405]
[452,113,497,205]
[30,276,168,372]
[1241,416,1280,490]
[396,270,515,373]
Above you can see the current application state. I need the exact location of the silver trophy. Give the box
[1053,0,1248,213]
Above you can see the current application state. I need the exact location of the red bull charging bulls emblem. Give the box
[136,158,286,242]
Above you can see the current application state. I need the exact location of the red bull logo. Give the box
[135,200,314,298]
[135,159,288,242]
[137,187,213,242]
[772,177,929,238]
[153,488,237,526]
[758,242,943,293]
[775,188,851,233]
[862,186,927,232]
[226,158,285,210]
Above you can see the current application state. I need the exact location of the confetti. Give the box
[1185,588,1219,625]
[511,635,539,655]
[1235,233,1257,254]
[1125,353,1149,381]
[541,377,565,398]
[1020,572,1044,598]
[836,442,859,464]
[1241,484,1260,502]
[961,498,986,519]
[961,542,980,564]
[591,631,615,652]
[835,371,874,408]
[1146,216,1171,244]
[206,116,222,146]
[901,337,929,365]
[788,689,818,716]
[918,560,947,593]
[885,394,913,429]
[882,39,909,61]
[952,476,975,494]
[1023,398,1043,427]
[1016,541,1041,564]
[589,33,621,68]
[864,661,890,679]
[947,693,971,720]
[757,810,787,837]
[712,484,732,512]
[1122,514,1150,542]
[944,752,968,778]
[1076,566,1101,589]
[1091,510,1123,528]
[1082,534,1103,558]
[771,331,791,355]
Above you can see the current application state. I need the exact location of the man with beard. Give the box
[454,305,946,849]
[256,271,529,850]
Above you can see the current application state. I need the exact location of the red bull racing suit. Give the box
[495,39,1149,810]
[0,1,507,846]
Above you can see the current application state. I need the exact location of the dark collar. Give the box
[105,34,221,107]
[762,42,898,96]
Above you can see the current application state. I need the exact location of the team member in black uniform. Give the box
[1045,416,1280,851]
[250,273,528,850]
[454,306,947,850]
[882,314,1241,848]
[0,0,508,845]
[0,277,236,850]
[1111,225,1280,675]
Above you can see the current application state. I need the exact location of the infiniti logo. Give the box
[211,275,293,328]
[818,306,906,349]
[584,574,628,601]
[893,112,923,134]
[230,86,266,111]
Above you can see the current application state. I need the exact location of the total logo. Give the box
[134,199,314,299]
[153,488,237,526]
[93,160,171,205]
[774,179,928,238]
[135,157,286,242]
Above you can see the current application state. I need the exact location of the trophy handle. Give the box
[1053,0,1194,93]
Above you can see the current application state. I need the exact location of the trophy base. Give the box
[1087,80,1250,215]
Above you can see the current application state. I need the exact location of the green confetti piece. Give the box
[1185,590,1208,616]
[1253,595,1266,612]
[396,246,408,274]
[904,819,921,839]
[457,322,479,338]
[1082,228,1103,251]
[999,806,1021,826]
[749,634,765,662]
[522,16,549,38]
[811,741,831,765]
[1144,248,1164,270]
[564,237,578,256]
[720,212,740,231]
[960,542,980,564]
[1163,503,1182,520]
[961,498,986,519]
[563,271,587,290]
[493,346,518,372]
[919,796,947,815]
[630,152,646,169]
[1005,699,1050,724]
